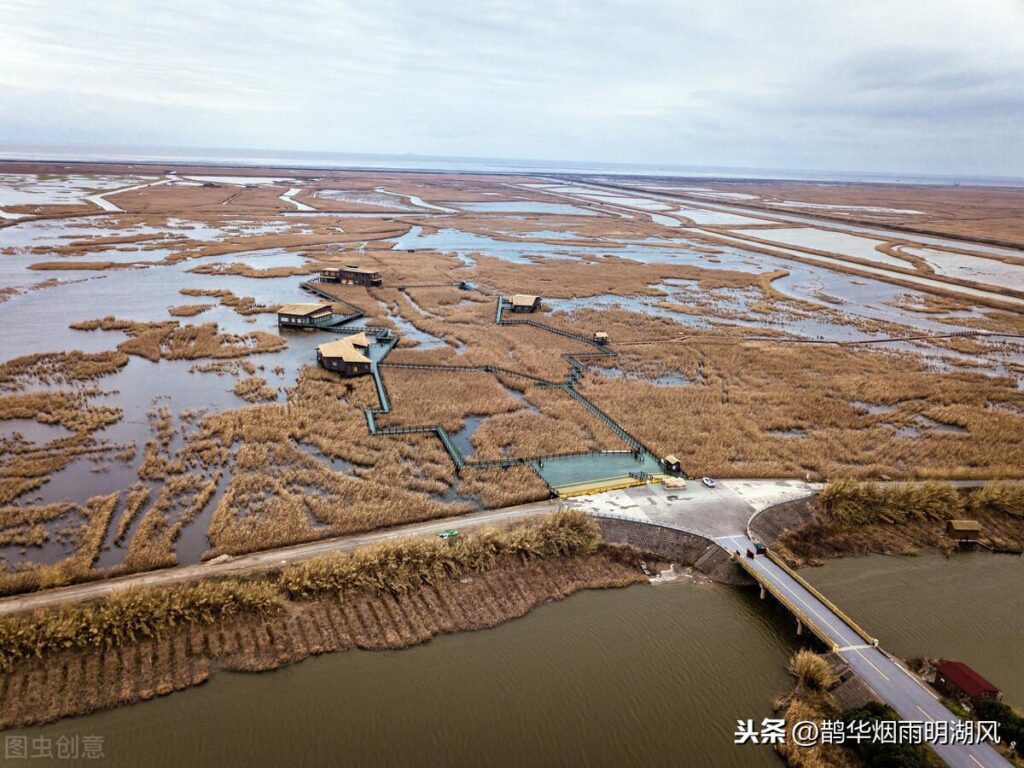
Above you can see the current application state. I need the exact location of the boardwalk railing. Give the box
[381,361,556,386]
[305,284,685,489]
[299,280,367,320]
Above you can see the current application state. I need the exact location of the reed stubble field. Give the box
[0,511,645,728]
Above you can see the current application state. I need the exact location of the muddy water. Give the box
[805,552,1024,707]
[13,581,800,768]
[10,554,1022,767]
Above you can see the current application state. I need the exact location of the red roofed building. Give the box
[934,660,1001,702]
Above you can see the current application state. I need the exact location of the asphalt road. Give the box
[0,498,561,616]
[718,534,1011,768]
[2,479,1013,767]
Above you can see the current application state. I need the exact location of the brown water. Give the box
[11,581,799,768]
[10,552,1023,766]
[805,551,1024,708]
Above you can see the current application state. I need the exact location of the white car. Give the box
[701,477,716,488]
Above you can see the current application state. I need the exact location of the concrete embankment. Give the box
[593,516,750,585]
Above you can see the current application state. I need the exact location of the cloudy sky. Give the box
[1,0,1022,177]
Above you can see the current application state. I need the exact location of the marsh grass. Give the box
[789,649,838,691]
[0,511,608,674]
[818,479,1024,527]
[0,493,119,595]
[233,376,278,403]
[178,288,279,315]
[70,317,286,362]
[0,386,126,508]
[0,579,282,671]
[0,351,128,389]
[279,509,599,598]
[774,480,1024,564]
[818,479,962,526]
[168,304,213,317]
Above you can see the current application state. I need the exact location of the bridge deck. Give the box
[718,534,1009,768]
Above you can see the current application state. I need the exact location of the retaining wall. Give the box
[593,517,751,585]
[749,495,818,544]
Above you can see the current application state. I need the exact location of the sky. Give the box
[1,0,1022,177]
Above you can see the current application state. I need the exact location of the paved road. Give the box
[566,478,818,538]
[1,476,1012,766]
[0,499,561,616]
[556,177,1024,260]
[718,533,1010,768]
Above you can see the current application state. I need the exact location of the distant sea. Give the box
[1,143,1021,187]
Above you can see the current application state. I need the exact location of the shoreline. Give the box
[752,491,1024,569]
[0,513,648,731]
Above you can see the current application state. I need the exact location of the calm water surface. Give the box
[16,581,798,768]
[13,552,1024,766]
[804,552,1024,708]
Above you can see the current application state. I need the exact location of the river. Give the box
[804,551,1023,707]
[10,580,797,768]
[11,552,1022,766]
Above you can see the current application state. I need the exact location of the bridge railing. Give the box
[732,554,839,652]
[764,550,878,646]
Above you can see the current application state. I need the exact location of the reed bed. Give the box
[28,261,139,271]
[818,479,1024,527]
[789,649,838,691]
[773,480,1024,564]
[0,549,642,728]
[0,493,118,596]
[773,650,854,768]
[182,371,471,557]
[123,475,220,572]
[458,466,551,508]
[0,387,126,508]
[278,509,600,598]
[70,317,286,362]
[113,484,150,543]
[187,262,314,279]
[0,351,128,389]
[178,288,279,315]
[576,336,1024,480]
[233,376,278,403]
[967,481,1024,518]
[168,303,213,317]
[469,386,627,460]
[0,579,282,671]
[377,369,520,432]
[818,480,962,526]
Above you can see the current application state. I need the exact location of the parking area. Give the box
[566,478,819,539]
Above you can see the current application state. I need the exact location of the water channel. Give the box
[14,551,1020,767]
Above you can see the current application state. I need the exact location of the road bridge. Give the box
[719,532,1010,768]
[564,482,1012,768]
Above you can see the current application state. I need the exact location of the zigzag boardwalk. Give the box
[301,282,678,493]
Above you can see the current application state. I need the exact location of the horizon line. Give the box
[1,141,1023,187]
